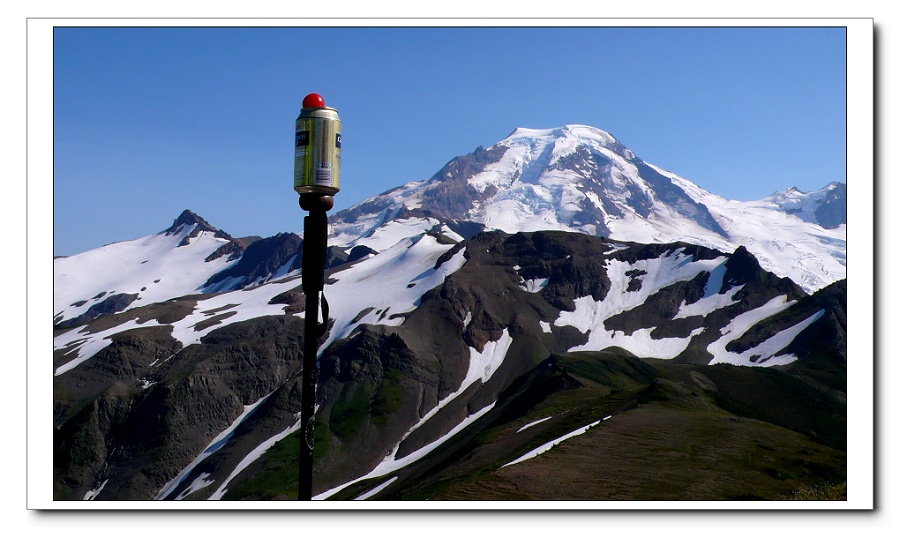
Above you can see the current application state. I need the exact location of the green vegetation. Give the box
[552,349,659,390]
[222,430,301,500]
[371,368,405,427]
[385,349,845,501]
[329,383,372,439]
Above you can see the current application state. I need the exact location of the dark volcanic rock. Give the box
[55,292,140,328]
[54,315,305,500]
[418,145,508,218]
[53,228,847,501]
[722,246,806,305]
[203,233,302,291]
[205,236,260,263]
[347,245,377,262]
[163,210,232,246]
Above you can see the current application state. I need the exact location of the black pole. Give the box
[298,193,333,501]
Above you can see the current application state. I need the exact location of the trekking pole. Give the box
[293,93,341,500]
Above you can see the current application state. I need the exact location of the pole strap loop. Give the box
[318,292,329,338]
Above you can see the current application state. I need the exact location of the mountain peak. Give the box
[163,209,232,242]
[761,182,846,229]
[501,124,620,149]
[167,209,210,229]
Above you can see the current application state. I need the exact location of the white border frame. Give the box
[27,18,875,511]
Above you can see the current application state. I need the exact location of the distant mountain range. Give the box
[53,125,847,501]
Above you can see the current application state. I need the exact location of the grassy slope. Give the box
[383,351,846,501]
[222,349,846,502]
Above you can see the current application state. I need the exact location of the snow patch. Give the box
[520,277,549,293]
[54,318,163,376]
[208,413,303,500]
[556,250,726,359]
[157,394,272,500]
[674,262,744,319]
[353,476,398,501]
[83,479,108,500]
[502,415,611,468]
[517,416,552,433]
[707,299,824,367]
[315,329,513,499]
[463,311,473,329]
[54,227,235,323]
[464,329,513,389]
[319,234,467,353]
[315,402,496,500]
[174,473,214,500]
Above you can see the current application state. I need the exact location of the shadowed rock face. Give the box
[203,233,303,290]
[815,183,847,229]
[54,315,306,501]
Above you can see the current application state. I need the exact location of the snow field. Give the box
[706,296,825,367]
[514,264,549,293]
[463,329,513,391]
[353,476,398,500]
[166,276,304,348]
[54,317,163,376]
[83,479,108,500]
[674,262,744,319]
[337,216,440,253]
[54,226,235,322]
[56,231,468,376]
[318,233,467,354]
[662,167,845,293]
[556,250,727,359]
[56,276,309,376]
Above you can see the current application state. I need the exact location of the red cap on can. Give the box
[302,93,326,108]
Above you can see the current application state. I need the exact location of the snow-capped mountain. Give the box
[760,182,847,229]
[54,228,846,501]
[330,125,846,293]
[52,125,848,502]
[54,211,342,328]
[54,210,244,327]
[53,125,846,329]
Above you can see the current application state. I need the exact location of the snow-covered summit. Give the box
[500,124,622,154]
[758,182,846,229]
[329,125,845,293]
[54,217,237,326]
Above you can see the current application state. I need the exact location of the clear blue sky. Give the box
[53,25,847,256]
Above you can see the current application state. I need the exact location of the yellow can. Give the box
[294,99,341,196]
